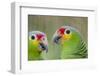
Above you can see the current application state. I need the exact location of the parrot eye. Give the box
[65,30,70,34]
[30,34,36,40]
[31,35,35,40]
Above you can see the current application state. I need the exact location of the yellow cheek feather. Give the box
[32,39,39,46]
[61,34,71,44]
[62,34,71,40]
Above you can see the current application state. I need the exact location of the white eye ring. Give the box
[64,29,71,35]
[29,34,37,40]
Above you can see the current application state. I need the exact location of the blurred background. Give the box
[28,15,88,60]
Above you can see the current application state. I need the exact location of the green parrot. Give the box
[52,25,87,59]
[28,31,48,60]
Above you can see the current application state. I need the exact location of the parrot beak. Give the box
[39,42,48,53]
[53,34,71,44]
[53,35,61,44]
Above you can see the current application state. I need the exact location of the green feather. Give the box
[75,39,88,58]
[60,26,87,59]
[28,40,43,60]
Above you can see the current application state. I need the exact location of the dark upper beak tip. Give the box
[43,46,48,53]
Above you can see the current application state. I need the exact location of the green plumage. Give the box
[28,40,43,60]
[53,26,88,59]
[61,39,87,59]
[61,26,87,59]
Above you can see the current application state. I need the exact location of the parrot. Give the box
[28,31,48,60]
[52,25,87,59]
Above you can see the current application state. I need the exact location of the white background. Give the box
[0,0,100,76]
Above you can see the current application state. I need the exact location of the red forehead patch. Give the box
[36,34,44,40]
[58,28,65,35]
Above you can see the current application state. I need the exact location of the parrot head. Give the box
[29,31,48,53]
[52,25,81,45]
